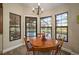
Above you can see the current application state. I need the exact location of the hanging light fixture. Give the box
[32,3,44,15]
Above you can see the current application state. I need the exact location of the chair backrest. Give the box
[56,38,64,53]
[57,35,64,46]
[24,37,27,46]
[54,39,64,55]
[58,40,63,49]
[24,37,32,51]
[54,36,64,54]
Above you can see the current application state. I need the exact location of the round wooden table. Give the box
[31,38,60,52]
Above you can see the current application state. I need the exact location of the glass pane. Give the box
[62,13,67,19]
[41,21,47,27]
[62,19,67,26]
[27,31,36,37]
[56,20,62,26]
[62,19,67,23]
[41,28,50,33]
[27,28,36,32]
[57,24,62,26]
[56,27,67,39]
[41,27,52,39]
[56,33,62,39]
[61,28,67,34]
[41,17,52,27]
[57,20,62,23]
[62,22,67,26]
[56,28,62,34]
[56,13,68,26]
[61,34,67,41]
[56,15,62,20]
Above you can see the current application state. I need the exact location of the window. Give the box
[25,17,37,38]
[9,13,21,41]
[40,16,52,39]
[55,12,68,42]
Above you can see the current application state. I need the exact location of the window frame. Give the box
[40,16,52,38]
[25,16,37,38]
[9,12,21,41]
[55,12,68,42]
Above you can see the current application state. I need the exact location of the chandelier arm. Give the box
[32,4,43,15]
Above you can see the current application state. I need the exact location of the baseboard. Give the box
[3,43,24,53]
[62,47,79,55]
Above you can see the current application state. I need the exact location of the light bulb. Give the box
[32,8,34,11]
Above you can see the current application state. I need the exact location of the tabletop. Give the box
[30,38,60,51]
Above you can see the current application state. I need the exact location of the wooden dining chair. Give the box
[24,37,39,55]
[24,37,33,55]
[55,39,64,55]
[51,38,64,55]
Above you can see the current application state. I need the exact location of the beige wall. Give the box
[67,4,79,53]
[3,3,24,52]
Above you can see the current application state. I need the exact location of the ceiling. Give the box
[21,3,65,11]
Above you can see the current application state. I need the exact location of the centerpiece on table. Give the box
[41,32,47,41]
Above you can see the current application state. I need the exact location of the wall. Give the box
[67,4,79,54]
[3,3,24,53]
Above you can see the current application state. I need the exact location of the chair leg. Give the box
[33,51,39,55]
[51,50,55,55]
[50,51,52,55]
[38,51,39,55]
[26,50,33,55]
[33,51,35,55]
[26,51,28,55]
[51,50,53,55]
[59,51,61,55]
